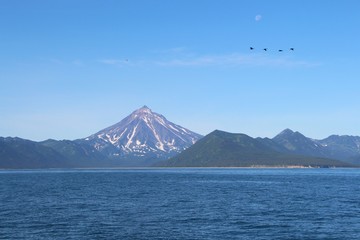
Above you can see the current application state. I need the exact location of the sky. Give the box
[1,0,360,141]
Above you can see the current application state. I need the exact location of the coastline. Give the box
[1,165,358,171]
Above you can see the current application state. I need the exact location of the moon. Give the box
[255,15,262,21]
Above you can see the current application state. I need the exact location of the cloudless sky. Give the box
[1,0,360,141]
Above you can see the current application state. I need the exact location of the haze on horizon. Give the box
[1,0,360,141]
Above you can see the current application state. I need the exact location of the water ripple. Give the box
[1,168,360,239]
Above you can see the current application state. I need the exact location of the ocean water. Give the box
[1,168,360,239]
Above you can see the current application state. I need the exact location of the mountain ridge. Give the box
[0,106,203,168]
[157,130,353,168]
[1,109,360,168]
[273,128,360,164]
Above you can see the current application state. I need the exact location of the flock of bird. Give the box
[250,47,294,52]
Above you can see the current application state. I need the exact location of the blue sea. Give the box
[1,168,360,239]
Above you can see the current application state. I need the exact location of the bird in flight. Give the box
[249,47,295,52]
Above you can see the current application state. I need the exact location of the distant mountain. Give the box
[272,129,329,158]
[317,135,360,164]
[77,106,202,165]
[0,137,71,169]
[40,139,110,167]
[273,129,360,165]
[0,137,120,169]
[157,130,350,167]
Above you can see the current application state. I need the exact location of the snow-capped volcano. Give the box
[81,106,202,161]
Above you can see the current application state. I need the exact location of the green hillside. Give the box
[158,130,351,167]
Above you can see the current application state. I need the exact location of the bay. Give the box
[1,168,360,239]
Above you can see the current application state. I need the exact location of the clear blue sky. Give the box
[1,0,360,141]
